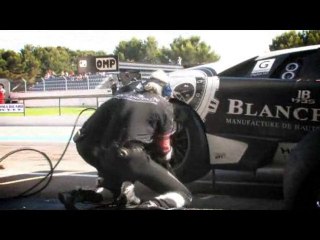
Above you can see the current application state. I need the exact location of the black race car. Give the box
[168,44,320,210]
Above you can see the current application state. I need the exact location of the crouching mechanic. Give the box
[58,70,192,210]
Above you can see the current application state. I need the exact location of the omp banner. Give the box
[0,104,24,112]
[78,55,119,74]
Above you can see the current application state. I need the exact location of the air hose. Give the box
[0,108,96,201]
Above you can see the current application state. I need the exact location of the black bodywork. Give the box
[210,46,320,171]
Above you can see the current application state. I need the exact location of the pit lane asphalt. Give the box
[0,116,284,210]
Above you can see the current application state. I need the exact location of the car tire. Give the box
[170,99,211,183]
[283,129,320,210]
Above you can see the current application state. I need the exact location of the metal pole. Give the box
[22,78,27,92]
[59,98,61,116]
[63,76,68,91]
[41,78,46,91]
[23,99,26,116]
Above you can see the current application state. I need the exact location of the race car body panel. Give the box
[168,45,320,172]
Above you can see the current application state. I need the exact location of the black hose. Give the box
[0,108,96,200]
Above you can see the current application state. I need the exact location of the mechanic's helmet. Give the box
[144,70,172,98]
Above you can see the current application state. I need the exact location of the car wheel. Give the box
[170,99,210,183]
[283,129,320,210]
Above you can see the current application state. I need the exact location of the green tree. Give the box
[161,36,220,67]
[0,49,25,80]
[0,45,108,86]
[113,35,219,67]
[269,30,320,51]
[32,46,72,76]
[142,36,161,63]
[304,30,320,45]
[0,50,7,73]
[269,31,304,51]
[20,44,41,83]
[113,37,145,62]
[30,46,106,77]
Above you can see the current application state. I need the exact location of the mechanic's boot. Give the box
[58,190,78,210]
[135,192,189,210]
[77,189,104,203]
[117,181,141,208]
[135,200,166,210]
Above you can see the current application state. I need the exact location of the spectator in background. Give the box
[110,79,118,95]
[132,72,141,82]
[0,83,6,104]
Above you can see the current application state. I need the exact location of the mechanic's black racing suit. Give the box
[74,91,192,209]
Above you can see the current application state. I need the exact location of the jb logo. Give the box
[292,90,315,104]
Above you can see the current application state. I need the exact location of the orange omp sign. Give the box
[78,55,119,73]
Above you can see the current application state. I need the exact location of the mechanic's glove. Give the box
[156,147,174,172]
[116,182,141,208]
[158,147,173,162]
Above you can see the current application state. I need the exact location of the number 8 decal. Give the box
[281,62,299,79]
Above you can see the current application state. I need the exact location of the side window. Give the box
[270,54,303,80]
[218,57,257,77]
[270,50,320,81]
[298,50,320,81]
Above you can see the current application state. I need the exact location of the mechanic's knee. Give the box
[96,177,104,188]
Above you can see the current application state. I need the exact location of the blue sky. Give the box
[0,30,291,71]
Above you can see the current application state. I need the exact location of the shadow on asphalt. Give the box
[0,171,285,210]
